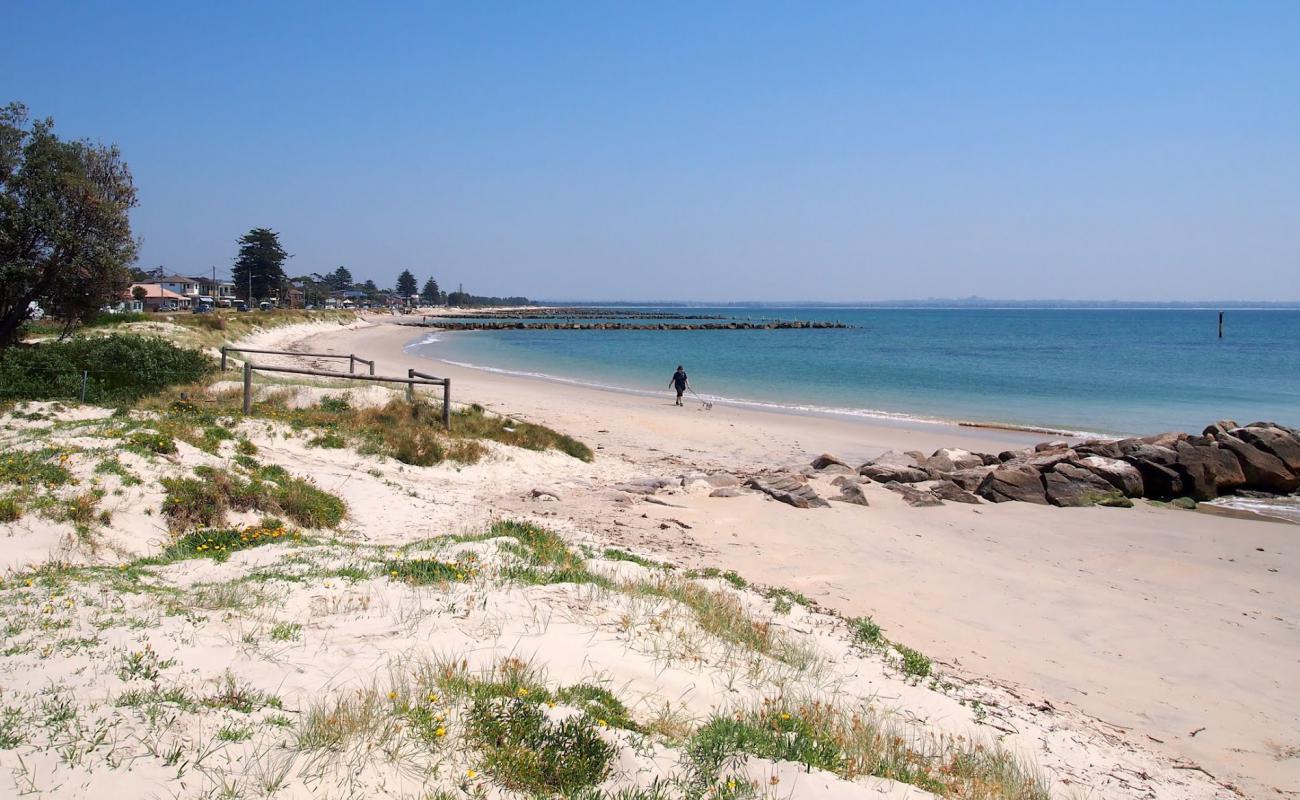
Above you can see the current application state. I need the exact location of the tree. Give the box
[0,103,138,348]
[325,266,353,291]
[361,280,379,300]
[420,277,440,304]
[396,269,417,297]
[231,228,289,303]
[131,286,147,301]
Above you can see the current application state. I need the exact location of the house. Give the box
[127,283,192,311]
[195,277,237,306]
[156,275,200,298]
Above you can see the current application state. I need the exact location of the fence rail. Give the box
[220,346,375,375]
[242,362,451,430]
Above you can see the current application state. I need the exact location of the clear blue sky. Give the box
[4,1,1298,301]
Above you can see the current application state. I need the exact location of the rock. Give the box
[1142,431,1188,448]
[1203,419,1239,437]
[592,489,635,504]
[1097,495,1134,508]
[709,487,744,498]
[679,472,714,493]
[1074,456,1144,497]
[1173,440,1246,500]
[977,452,1001,466]
[883,481,943,507]
[997,449,1025,462]
[816,463,858,476]
[1026,450,1077,470]
[1234,426,1300,473]
[976,465,1048,504]
[1121,445,1184,499]
[1043,464,1124,507]
[858,451,929,483]
[1035,440,1070,452]
[929,480,980,504]
[1170,497,1197,510]
[811,453,849,470]
[832,482,869,506]
[830,475,861,488]
[530,487,562,501]
[942,466,995,491]
[923,448,985,473]
[1075,440,1124,459]
[745,476,830,509]
[1215,434,1300,493]
[615,477,678,495]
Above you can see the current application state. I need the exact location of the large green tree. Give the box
[0,102,138,348]
[396,269,418,297]
[420,277,440,304]
[325,266,353,291]
[231,228,289,302]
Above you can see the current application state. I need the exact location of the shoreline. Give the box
[237,316,1300,797]
[399,324,1113,442]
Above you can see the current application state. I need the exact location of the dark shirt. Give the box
[672,370,688,390]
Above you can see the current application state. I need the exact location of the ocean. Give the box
[404,307,1300,438]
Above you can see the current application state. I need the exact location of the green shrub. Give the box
[160,519,296,562]
[161,466,345,532]
[688,709,843,777]
[0,495,20,523]
[896,645,932,678]
[554,684,639,732]
[385,558,472,584]
[0,449,72,487]
[850,616,884,649]
[0,335,211,403]
[466,697,614,795]
[127,431,177,454]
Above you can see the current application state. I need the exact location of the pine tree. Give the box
[420,277,441,304]
[396,269,418,297]
[232,229,289,302]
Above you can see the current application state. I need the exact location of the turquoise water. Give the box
[405,308,1300,436]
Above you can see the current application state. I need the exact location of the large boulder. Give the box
[1234,426,1300,473]
[1121,445,1184,499]
[942,466,996,491]
[922,448,985,473]
[745,476,831,509]
[976,465,1048,504]
[1074,456,1144,497]
[930,480,981,504]
[1215,434,1300,493]
[883,481,943,507]
[1202,419,1239,437]
[1173,440,1247,500]
[811,453,850,470]
[1075,440,1124,459]
[1044,463,1125,507]
[832,482,869,506]
[858,451,929,484]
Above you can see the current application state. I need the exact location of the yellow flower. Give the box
[435,726,446,737]
[598,719,608,728]
[387,691,397,700]
[466,769,477,779]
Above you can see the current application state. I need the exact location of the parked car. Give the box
[235,302,249,312]
[258,301,273,311]
[192,303,212,314]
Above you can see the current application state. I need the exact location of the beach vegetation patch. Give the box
[465,696,614,795]
[896,645,932,679]
[160,465,344,532]
[850,616,884,649]
[204,672,282,714]
[688,701,1050,799]
[126,430,177,455]
[0,495,21,522]
[160,519,298,562]
[0,448,73,488]
[0,335,210,404]
[385,556,477,585]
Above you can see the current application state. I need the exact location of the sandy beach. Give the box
[263,314,1300,798]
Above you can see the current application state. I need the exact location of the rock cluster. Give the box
[849,420,1300,508]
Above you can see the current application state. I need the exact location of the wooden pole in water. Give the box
[1218,311,1224,339]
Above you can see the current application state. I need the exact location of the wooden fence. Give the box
[240,362,451,430]
[220,346,374,375]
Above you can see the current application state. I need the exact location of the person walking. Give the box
[669,365,689,406]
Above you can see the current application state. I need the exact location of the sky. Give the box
[3,1,1298,302]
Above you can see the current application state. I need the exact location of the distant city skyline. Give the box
[4,2,1298,301]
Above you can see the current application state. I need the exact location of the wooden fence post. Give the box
[220,347,227,371]
[80,371,88,403]
[443,379,451,430]
[243,362,252,414]
[406,368,415,403]
[349,354,355,374]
